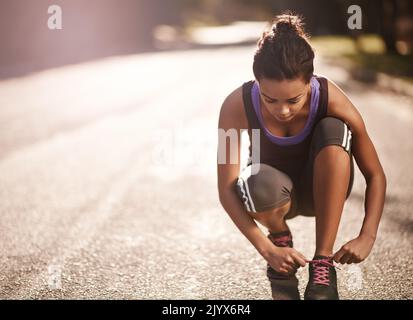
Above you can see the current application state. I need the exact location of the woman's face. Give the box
[258,76,311,123]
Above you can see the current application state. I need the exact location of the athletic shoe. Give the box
[304,255,339,300]
[266,230,300,300]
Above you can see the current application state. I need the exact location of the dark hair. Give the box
[253,13,315,83]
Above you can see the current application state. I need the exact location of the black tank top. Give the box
[241,75,329,183]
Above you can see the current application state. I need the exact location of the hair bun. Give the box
[271,14,305,37]
[273,21,295,33]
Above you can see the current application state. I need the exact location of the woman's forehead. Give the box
[258,77,309,99]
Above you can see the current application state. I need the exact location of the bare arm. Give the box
[216,90,272,256]
[327,79,387,262]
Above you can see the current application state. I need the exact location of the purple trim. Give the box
[251,76,320,146]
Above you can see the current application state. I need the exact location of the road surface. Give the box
[0,44,412,299]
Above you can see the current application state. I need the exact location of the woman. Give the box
[217,13,387,300]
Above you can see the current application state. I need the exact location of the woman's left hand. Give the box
[333,234,376,264]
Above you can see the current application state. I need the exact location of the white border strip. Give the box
[242,177,257,213]
[342,123,348,148]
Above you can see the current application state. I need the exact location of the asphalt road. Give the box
[0,45,412,299]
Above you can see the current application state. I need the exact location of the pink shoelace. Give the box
[306,257,338,286]
[269,234,292,247]
[269,233,340,285]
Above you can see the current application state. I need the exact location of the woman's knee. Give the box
[235,163,293,214]
[310,117,355,198]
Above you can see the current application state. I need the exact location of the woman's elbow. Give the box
[218,186,236,208]
[218,188,229,207]
[367,171,387,190]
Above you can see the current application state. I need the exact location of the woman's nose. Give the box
[280,105,290,115]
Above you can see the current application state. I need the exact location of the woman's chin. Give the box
[275,115,294,122]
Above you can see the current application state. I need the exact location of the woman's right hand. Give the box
[262,245,307,274]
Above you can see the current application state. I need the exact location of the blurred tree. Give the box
[181,0,350,34]
[336,0,413,54]
[380,0,398,53]
[179,0,412,55]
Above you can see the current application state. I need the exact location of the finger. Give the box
[285,257,296,267]
[284,262,294,273]
[347,256,355,264]
[291,252,307,267]
[282,263,294,274]
[281,258,295,272]
[279,267,289,274]
[339,252,352,264]
[292,249,307,263]
[348,255,361,264]
[299,252,308,262]
[333,248,346,263]
[353,256,362,263]
[293,250,308,266]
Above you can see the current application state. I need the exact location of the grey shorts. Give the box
[235,117,354,219]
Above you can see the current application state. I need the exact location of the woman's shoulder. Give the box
[218,84,249,130]
[324,76,349,117]
[323,76,364,131]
